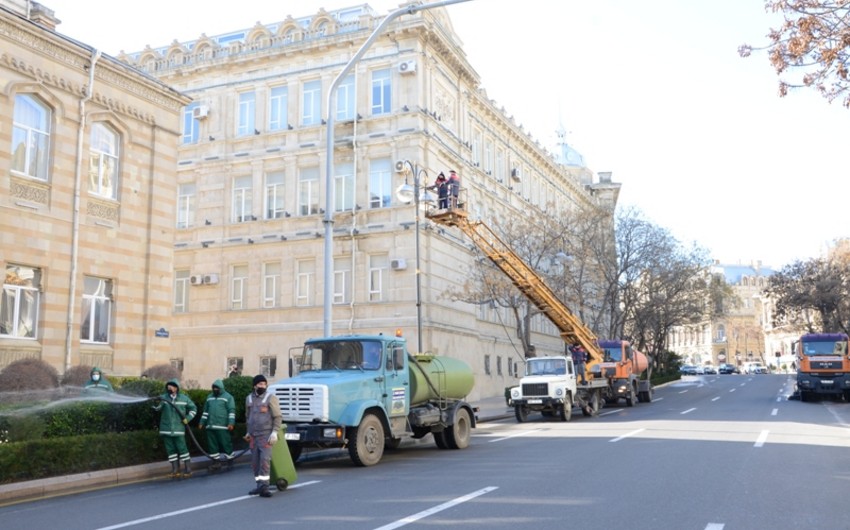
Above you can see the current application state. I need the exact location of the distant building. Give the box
[0,1,189,374]
[116,4,620,396]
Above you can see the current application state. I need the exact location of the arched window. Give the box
[11,94,51,180]
[89,123,120,199]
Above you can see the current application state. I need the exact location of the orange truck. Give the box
[795,332,850,402]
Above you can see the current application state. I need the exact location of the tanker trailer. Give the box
[270,333,476,467]
[595,340,652,405]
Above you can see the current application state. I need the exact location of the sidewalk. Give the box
[0,395,513,505]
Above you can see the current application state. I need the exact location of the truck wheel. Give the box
[589,391,600,414]
[446,408,471,449]
[433,429,449,449]
[558,395,572,422]
[348,413,385,466]
[515,405,528,423]
[287,442,303,463]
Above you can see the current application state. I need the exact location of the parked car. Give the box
[694,366,705,375]
[718,363,739,374]
[680,365,698,376]
[703,365,717,375]
[750,364,769,374]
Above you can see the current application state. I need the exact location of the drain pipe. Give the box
[64,47,101,372]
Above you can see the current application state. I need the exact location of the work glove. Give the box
[268,431,278,445]
[198,424,204,430]
[182,418,189,425]
[227,425,234,431]
[243,434,252,442]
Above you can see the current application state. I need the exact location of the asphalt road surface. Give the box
[3,374,849,530]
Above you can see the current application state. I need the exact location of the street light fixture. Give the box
[396,160,436,353]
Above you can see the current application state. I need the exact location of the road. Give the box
[3,374,849,530]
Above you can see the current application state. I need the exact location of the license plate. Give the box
[527,399,542,404]
[822,380,834,385]
[284,433,301,440]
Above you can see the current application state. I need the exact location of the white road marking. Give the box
[681,408,696,415]
[374,487,499,530]
[705,524,725,530]
[610,428,645,442]
[679,389,689,394]
[771,408,778,416]
[599,408,623,417]
[754,430,769,447]
[711,397,720,402]
[653,397,664,402]
[95,481,321,529]
[488,429,544,443]
[776,397,782,402]
[739,383,746,387]
[729,388,736,393]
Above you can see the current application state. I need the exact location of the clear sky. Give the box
[43,0,850,269]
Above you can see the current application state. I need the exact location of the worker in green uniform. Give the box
[153,379,197,479]
[83,367,114,393]
[199,379,236,472]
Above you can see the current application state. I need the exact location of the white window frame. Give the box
[302,80,321,126]
[11,94,51,181]
[232,175,253,223]
[182,103,200,144]
[268,86,288,131]
[231,265,248,310]
[1,264,41,339]
[237,91,256,137]
[174,270,189,313]
[298,167,319,216]
[337,74,355,121]
[263,262,280,308]
[296,259,314,306]
[177,183,196,229]
[369,158,391,209]
[368,254,387,302]
[264,171,285,219]
[334,162,354,212]
[89,123,119,199]
[81,276,112,344]
[371,68,391,115]
[333,256,351,305]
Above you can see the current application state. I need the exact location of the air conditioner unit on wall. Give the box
[390,258,407,271]
[394,160,407,173]
[511,167,522,181]
[398,60,416,74]
[192,105,209,119]
[203,273,219,285]
[190,274,203,285]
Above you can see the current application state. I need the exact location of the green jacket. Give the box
[83,367,114,393]
[153,379,197,436]
[200,379,236,430]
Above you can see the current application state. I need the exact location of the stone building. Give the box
[117,3,619,398]
[0,1,189,375]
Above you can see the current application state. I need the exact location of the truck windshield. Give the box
[526,359,566,376]
[299,340,383,371]
[802,340,848,356]
[601,346,622,362]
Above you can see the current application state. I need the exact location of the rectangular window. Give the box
[471,129,481,167]
[298,167,319,216]
[231,264,248,310]
[1,264,41,339]
[334,162,354,212]
[177,183,196,229]
[484,354,491,376]
[264,171,285,219]
[484,138,493,174]
[227,357,243,375]
[261,356,277,378]
[170,358,184,373]
[81,276,111,344]
[296,259,315,306]
[497,356,503,376]
[369,158,391,209]
[302,80,321,126]
[368,254,387,302]
[371,68,391,115]
[268,86,288,131]
[333,256,351,305]
[174,270,189,313]
[182,103,200,144]
[237,91,256,137]
[11,94,51,181]
[232,176,253,223]
[336,74,355,121]
[496,148,505,182]
[89,123,119,199]
[263,262,280,308]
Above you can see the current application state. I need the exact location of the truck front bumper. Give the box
[284,422,347,446]
[513,397,565,409]
[798,374,850,394]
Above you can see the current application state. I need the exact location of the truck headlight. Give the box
[323,427,343,439]
[555,388,563,396]
[511,389,520,399]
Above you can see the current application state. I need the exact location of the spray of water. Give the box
[0,386,153,417]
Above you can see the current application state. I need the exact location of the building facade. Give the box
[117,4,619,398]
[0,1,189,375]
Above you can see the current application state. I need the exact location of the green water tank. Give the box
[408,354,474,406]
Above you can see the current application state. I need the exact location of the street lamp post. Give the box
[321,0,473,337]
[396,161,435,353]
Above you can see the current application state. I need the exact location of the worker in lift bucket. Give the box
[571,345,588,385]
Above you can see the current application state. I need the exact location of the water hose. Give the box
[152,397,250,462]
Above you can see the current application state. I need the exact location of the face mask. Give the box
[92,374,100,382]
[168,387,177,397]
[212,388,221,397]
[255,386,266,396]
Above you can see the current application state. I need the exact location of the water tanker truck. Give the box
[269,332,476,466]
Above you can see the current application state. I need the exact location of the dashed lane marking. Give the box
[681,408,696,415]
[754,430,769,448]
[609,428,645,442]
[374,487,499,530]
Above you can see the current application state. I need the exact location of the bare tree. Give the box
[740,0,850,106]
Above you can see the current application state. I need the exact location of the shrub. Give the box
[0,358,59,392]
[61,364,95,387]
[224,376,253,422]
[142,364,180,382]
